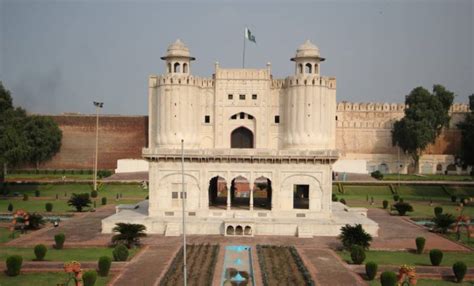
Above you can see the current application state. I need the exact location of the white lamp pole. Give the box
[93,101,103,191]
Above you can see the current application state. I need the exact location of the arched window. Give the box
[167,63,172,73]
[231,127,254,148]
[183,63,188,73]
[298,64,303,74]
[226,226,234,235]
[174,62,181,73]
[305,63,312,74]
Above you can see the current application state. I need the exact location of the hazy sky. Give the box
[0,0,472,115]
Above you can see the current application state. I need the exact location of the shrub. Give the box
[25,213,45,230]
[67,193,91,212]
[113,244,129,261]
[35,190,40,197]
[452,261,467,283]
[332,193,338,202]
[98,256,112,277]
[45,202,53,212]
[432,213,456,233]
[54,233,66,249]
[393,202,413,216]
[83,270,98,286]
[339,224,372,250]
[23,194,29,201]
[112,223,147,248]
[365,261,378,281]
[382,200,388,209]
[97,170,112,178]
[350,245,366,264]
[393,194,400,202]
[434,206,443,216]
[339,198,346,205]
[371,170,383,180]
[415,237,426,254]
[91,190,98,198]
[8,202,13,212]
[451,195,457,203]
[380,271,397,286]
[101,197,107,205]
[6,255,23,276]
[34,244,47,261]
[429,249,443,266]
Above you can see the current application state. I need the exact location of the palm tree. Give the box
[67,193,91,212]
[112,223,147,248]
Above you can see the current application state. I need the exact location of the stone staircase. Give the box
[164,223,180,236]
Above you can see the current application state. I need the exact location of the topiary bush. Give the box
[339,224,372,250]
[332,193,338,202]
[8,202,13,212]
[382,200,388,209]
[429,249,443,266]
[45,202,53,212]
[98,256,112,277]
[371,170,383,180]
[393,194,400,202]
[35,190,40,197]
[6,255,23,276]
[415,237,426,254]
[91,190,98,198]
[23,194,29,201]
[101,197,107,205]
[34,244,47,261]
[452,261,467,283]
[113,244,129,261]
[393,202,413,216]
[434,206,443,216]
[350,245,366,264]
[54,233,66,249]
[365,261,378,281]
[83,270,98,286]
[380,271,397,286]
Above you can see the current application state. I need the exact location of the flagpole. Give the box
[242,28,246,68]
[181,139,187,286]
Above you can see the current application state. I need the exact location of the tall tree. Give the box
[392,85,454,173]
[457,94,474,169]
[24,116,62,169]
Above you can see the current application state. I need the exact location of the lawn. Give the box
[338,250,474,267]
[0,227,14,243]
[382,174,473,181]
[0,246,139,262]
[6,173,93,180]
[0,272,110,286]
[0,183,148,213]
[369,279,474,286]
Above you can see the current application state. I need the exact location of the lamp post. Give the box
[93,101,104,191]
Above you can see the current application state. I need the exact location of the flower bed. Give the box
[257,245,314,286]
[159,244,219,286]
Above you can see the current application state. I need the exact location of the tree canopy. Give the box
[392,85,454,173]
[458,94,474,168]
[24,116,62,168]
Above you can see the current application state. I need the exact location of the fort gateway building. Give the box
[102,39,378,237]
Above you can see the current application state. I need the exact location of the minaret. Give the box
[160,39,195,75]
[284,40,336,150]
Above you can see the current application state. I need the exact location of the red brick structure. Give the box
[39,114,148,170]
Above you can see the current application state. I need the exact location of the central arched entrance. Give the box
[231,127,254,148]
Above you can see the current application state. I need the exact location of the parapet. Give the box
[149,74,214,88]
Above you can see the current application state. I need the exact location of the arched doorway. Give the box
[231,127,254,148]
[253,177,272,210]
[208,176,227,209]
[230,176,250,209]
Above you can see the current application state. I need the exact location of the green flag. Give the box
[245,28,256,43]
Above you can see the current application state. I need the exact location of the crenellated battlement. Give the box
[336,101,469,113]
[215,68,270,80]
[149,75,214,88]
[269,76,336,89]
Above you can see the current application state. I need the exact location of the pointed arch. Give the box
[231,127,254,148]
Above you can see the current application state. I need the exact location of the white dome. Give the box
[291,40,324,61]
[161,39,195,60]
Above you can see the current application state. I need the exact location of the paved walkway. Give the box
[368,209,470,252]
[7,205,115,247]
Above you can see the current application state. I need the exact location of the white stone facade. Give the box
[102,39,378,237]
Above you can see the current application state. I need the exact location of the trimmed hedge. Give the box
[83,270,98,286]
[380,271,397,286]
[54,233,66,249]
[434,206,443,216]
[45,202,53,212]
[34,244,47,261]
[350,245,366,264]
[382,200,388,209]
[415,237,426,254]
[6,255,23,276]
[365,261,378,281]
[429,249,443,266]
[113,244,129,261]
[98,256,112,277]
[453,261,467,283]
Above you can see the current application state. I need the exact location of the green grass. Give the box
[0,272,109,286]
[6,173,93,180]
[0,227,14,243]
[445,233,474,249]
[338,250,474,267]
[0,246,139,262]
[0,183,148,213]
[382,174,473,181]
[369,279,474,286]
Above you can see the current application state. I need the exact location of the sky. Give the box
[0,0,472,115]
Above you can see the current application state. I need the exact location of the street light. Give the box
[93,101,104,191]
